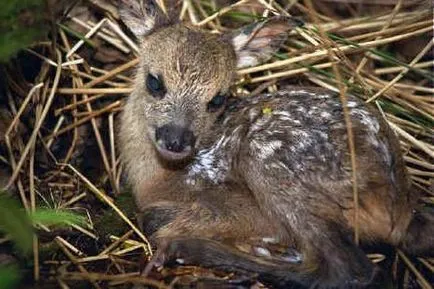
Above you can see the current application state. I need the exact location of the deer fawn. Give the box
[118,1,433,288]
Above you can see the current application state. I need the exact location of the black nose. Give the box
[155,124,195,153]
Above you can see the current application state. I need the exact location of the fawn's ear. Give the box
[119,0,169,37]
[230,17,302,69]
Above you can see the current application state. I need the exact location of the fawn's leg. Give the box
[139,200,382,288]
[139,201,312,288]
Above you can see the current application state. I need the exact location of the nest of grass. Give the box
[0,0,433,288]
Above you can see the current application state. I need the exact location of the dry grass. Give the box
[0,0,433,288]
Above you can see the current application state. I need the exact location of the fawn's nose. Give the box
[155,124,195,153]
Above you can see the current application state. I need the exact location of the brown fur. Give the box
[118,1,433,288]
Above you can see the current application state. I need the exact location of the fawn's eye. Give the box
[146,73,166,98]
[207,93,227,112]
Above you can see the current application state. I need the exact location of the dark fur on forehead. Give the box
[147,24,236,87]
[174,27,235,75]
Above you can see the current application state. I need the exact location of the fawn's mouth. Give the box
[155,142,193,161]
[152,124,196,162]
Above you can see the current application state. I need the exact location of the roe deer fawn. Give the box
[118,1,434,288]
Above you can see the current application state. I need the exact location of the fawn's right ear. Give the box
[230,16,302,69]
[119,0,169,37]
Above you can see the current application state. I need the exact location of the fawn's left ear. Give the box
[229,16,302,69]
[119,0,170,38]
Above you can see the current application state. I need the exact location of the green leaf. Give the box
[0,192,85,255]
[57,23,97,49]
[0,265,20,289]
[30,209,86,227]
[0,29,42,62]
[0,193,32,254]
[0,0,45,62]
[224,11,263,22]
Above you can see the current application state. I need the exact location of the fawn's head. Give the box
[120,0,299,162]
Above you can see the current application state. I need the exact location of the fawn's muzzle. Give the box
[155,124,195,160]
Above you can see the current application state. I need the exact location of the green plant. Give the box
[0,0,46,62]
[0,265,19,289]
[0,192,85,288]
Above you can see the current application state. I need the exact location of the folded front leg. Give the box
[138,200,309,288]
[157,237,309,289]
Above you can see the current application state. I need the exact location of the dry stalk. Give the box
[367,39,434,102]
[56,237,102,289]
[397,250,433,289]
[238,25,431,75]
[64,164,153,256]
[304,0,360,245]
[5,50,62,190]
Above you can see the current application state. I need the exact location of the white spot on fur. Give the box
[318,131,329,140]
[185,178,196,186]
[270,161,292,173]
[320,111,331,118]
[273,110,291,118]
[249,113,274,135]
[248,108,260,121]
[256,140,282,159]
[273,110,301,124]
[254,247,271,257]
[347,101,357,108]
[378,140,392,165]
[352,109,379,133]
[282,252,303,263]
[232,33,249,51]
[236,54,260,68]
[295,106,307,113]
[262,237,279,244]
[186,135,230,184]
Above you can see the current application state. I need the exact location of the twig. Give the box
[4,51,62,190]
[196,0,251,26]
[67,19,107,58]
[84,58,139,88]
[238,25,431,75]
[388,122,434,159]
[55,237,101,289]
[367,39,434,102]
[397,250,432,289]
[45,101,122,141]
[56,87,133,94]
[64,164,153,257]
